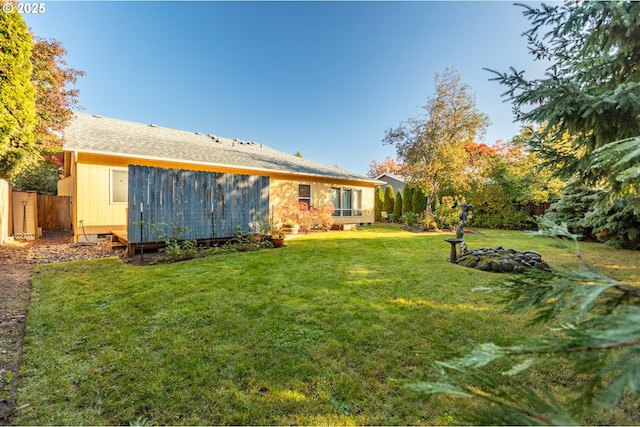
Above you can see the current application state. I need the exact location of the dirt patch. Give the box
[0,231,124,424]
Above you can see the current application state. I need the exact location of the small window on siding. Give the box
[110,169,128,204]
[298,184,311,207]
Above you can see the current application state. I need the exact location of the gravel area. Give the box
[0,231,124,424]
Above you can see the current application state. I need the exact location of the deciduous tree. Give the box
[366,156,405,178]
[384,67,489,214]
[30,36,84,159]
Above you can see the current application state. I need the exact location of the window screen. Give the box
[111,169,128,204]
[299,184,311,207]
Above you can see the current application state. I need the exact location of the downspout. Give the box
[72,151,78,243]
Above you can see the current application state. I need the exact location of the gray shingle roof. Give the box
[63,113,378,183]
[375,173,406,183]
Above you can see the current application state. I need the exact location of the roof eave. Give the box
[64,147,380,185]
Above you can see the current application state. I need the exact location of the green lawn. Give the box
[15,226,640,425]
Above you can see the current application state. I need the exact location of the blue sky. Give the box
[24,1,549,176]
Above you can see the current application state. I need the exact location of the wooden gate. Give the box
[127,165,269,244]
[37,194,72,231]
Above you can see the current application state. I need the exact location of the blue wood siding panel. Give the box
[127,165,269,243]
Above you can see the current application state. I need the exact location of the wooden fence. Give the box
[517,201,552,217]
[0,179,12,243]
[127,165,270,244]
[37,194,72,231]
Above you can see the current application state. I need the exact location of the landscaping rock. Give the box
[456,246,550,273]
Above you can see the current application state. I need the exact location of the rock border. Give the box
[457,246,550,273]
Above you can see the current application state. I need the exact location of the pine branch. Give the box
[560,338,640,354]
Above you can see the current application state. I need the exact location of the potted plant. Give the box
[252,215,272,241]
[271,227,286,248]
[282,219,300,235]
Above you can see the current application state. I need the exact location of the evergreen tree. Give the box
[413,3,640,423]
[487,2,640,248]
[409,218,640,425]
[393,190,403,216]
[487,2,640,185]
[383,185,394,214]
[403,186,413,214]
[374,185,384,222]
[582,195,640,250]
[0,5,37,178]
[412,188,427,214]
[543,181,604,239]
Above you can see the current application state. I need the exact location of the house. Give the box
[376,173,407,194]
[59,113,380,244]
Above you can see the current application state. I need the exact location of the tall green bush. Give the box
[374,186,384,222]
[412,188,427,214]
[393,190,403,216]
[383,185,395,214]
[403,186,413,214]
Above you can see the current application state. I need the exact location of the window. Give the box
[353,189,362,216]
[331,187,340,216]
[298,184,311,207]
[331,187,362,217]
[110,169,128,204]
[342,189,352,216]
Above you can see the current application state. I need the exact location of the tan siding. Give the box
[70,152,375,240]
[76,155,128,231]
[270,179,374,225]
[57,176,73,196]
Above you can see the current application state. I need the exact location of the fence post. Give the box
[140,202,144,262]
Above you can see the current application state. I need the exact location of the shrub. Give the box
[311,203,335,231]
[279,201,311,232]
[11,163,59,194]
[374,186,384,221]
[434,195,465,230]
[468,187,535,230]
[297,202,313,233]
[402,211,420,227]
[412,188,427,214]
[383,185,395,214]
[469,207,532,229]
[403,186,413,214]
[393,190,403,216]
[279,201,336,233]
[421,212,439,231]
[160,239,200,262]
